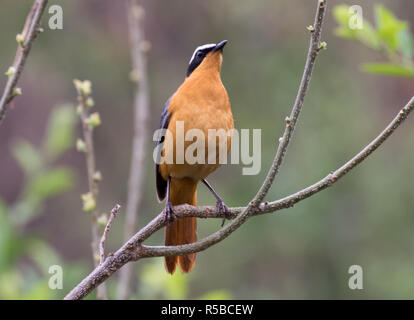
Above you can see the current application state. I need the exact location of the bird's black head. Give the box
[186,40,228,77]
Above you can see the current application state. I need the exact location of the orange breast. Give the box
[159,71,234,181]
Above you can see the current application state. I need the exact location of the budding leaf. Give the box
[73,79,92,96]
[13,88,22,96]
[16,33,24,45]
[93,171,102,182]
[86,97,95,108]
[85,112,101,127]
[5,66,15,78]
[76,139,86,152]
[81,192,96,212]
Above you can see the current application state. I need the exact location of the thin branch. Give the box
[0,0,48,125]
[74,80,107,300]
[100,204,121,265]
[117,0,150,300]
[65,95,414,300]
[250,0,327,207]
[65,0,327,299]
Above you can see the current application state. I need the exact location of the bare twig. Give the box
[117,0,150,300]
[250,0,327,207]
[74,80,107,300]
[0,0,48,125]
[100,204,121,265]
[65,95,414,300]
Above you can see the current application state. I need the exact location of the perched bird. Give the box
[155,40,234,274]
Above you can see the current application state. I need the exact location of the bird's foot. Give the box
[216,199,229,227]
[164,201,176,227]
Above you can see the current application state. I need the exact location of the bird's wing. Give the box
[155,96,172,202]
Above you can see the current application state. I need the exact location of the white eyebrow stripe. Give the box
[189,43,216,64]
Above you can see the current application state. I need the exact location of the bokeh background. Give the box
[0,0,413,299]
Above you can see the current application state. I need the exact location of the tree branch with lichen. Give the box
[0,0,48,125]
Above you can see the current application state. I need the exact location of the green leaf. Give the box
[26,167,75,200]
[333,5,379,49]
[9,200,40,227]
[333,5,353,28]
[11,139,42,176]
[361,63,414,77]
[27,239,61,275]
[0,200,23,273]
[44,104,77,160]
[333,5,358,40]
[375,4,408,52]
[356,24,380,50]
[398,29,413,59]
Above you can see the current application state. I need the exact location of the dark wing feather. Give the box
[155,96,172,202]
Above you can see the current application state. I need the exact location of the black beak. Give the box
[213,40,228,52]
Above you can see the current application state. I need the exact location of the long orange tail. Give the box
[164,177,197,274]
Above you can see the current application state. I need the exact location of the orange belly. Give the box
[160,106,234,181]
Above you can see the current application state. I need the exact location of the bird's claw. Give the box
[164,202,176,227]
[216,200,229,227]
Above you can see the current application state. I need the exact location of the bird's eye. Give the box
[197,52,203,58]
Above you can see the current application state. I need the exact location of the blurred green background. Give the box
[0,0,413,299]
